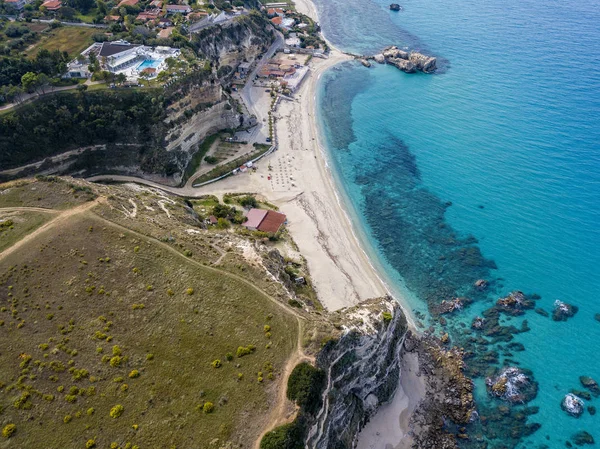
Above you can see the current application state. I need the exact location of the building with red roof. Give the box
[270,16,282,26]
[243,209,286,233]
[42,0,62,11]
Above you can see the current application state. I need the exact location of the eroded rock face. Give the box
[561,393,585,417]
[374,46,437,73]
[306,297,408,449]
[552,299,578,321]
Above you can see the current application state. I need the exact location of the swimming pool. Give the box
[137,59,161,70]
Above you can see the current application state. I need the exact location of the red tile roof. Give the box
[270,16,282,26]
[257,210,286,233]
[42,0,62,10]
[243,209,268,230]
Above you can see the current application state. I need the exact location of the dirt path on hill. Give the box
[0,199,314,448]
[87,210,312,449]
[0,198,103,262]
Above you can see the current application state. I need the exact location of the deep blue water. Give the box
[313,0,600,446]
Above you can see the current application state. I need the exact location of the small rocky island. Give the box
[361,46,437,74]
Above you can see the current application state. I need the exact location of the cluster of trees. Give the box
[0,89,167,170]
[260,362,326,449]
[0,49,70,104]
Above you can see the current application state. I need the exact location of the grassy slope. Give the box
[0,211,52,252]
[29,26,97,57]
[0,184,298,449]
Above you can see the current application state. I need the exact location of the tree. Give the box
[286,362,325,415]
[76,84,88,93]
[36,73,49,94]
[115,73,126,85]
[21,71,39,93]
[240,195,258,208]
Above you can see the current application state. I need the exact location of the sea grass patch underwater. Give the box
[0,212,297,448]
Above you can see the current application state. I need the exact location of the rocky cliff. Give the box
[306,297,408,449]
[192,13,275,66]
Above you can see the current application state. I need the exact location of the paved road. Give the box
[232,30,284,145]
[0,80,103,112]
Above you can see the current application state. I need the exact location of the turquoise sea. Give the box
[313,0,600,447]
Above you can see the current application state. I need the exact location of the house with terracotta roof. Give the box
[136,8,162,21]
[243,209,286,233]
[41,0,62,11]
[267,7,284,17]
[270,16,282,26]
[117,0,138,7]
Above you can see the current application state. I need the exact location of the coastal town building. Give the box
[165,4,192,14]
[41,0,62,11]
[136,9,162,21]
[65,41,180,81]
[243,209,287,233]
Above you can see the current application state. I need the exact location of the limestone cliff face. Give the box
[192,13,275,65]
[306,298,408,449]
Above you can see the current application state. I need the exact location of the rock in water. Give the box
[572,431,595,446]
[389,3,401,11]
[486,367,534,403]
[474,279,488,290]
[561,393,585,417]
[579,376,600,396]
[380,46,437,73]
[594,313,600,322]
[552,299,578,321]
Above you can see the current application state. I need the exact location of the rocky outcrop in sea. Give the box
[561,393,585,417]
[552,299,578,321]
[362,46,437,73]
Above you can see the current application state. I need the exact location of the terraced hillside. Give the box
[0,177,309,449]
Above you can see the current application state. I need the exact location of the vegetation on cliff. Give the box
[0,177,301,448]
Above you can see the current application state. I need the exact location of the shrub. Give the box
[183,249,192,257]
[211,359,222,369]
[64,415,72,423]
[129,370,140,379]
[110,404,124,418]
[146,353,154,361]
[259,421,305,449]
[167,289,174,296]
[382,311,393,323]
[110,356,122,367]
[264,325,271,333]
[65,395,77,403]
[87,407,95,415]
[236,345,256,358]
[186,288,194,295]
[86,439,96,448]
[226,352,234,361]
[112,345,122,356]
[203,402,214,414]
[286,363,326,414]
[2,424,16,438]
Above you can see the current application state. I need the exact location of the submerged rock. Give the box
[486,367,534,403]
[389,3,402,11]
[594,313,600,323]
[572,431,595,446]
[561,393,585,417]
[535,308,549,317]
[439,297,464,314]
[587,405,596,416]
[552,300,578,321]
[579,376,600,396]
[471,316,485,330]
[474,279,489,290]
[496,291,534,315]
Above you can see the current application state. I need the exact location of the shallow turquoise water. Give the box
[314,0,600,446]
